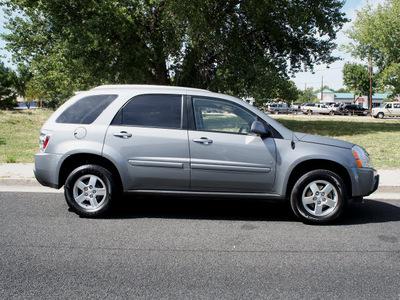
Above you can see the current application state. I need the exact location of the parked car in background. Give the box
[34,85,379,224]
[267,103,292,114]
[301,103,333,115]
[372,102,400,118]
[300,103,315,114]
[337,104,369,116]
[328,103,341,114]
[291,102,302,112]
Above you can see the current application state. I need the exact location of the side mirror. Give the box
[250,121,270,137]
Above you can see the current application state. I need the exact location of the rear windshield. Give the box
[56,94,118,124]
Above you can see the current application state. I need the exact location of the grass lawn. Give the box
[0,109,53,163]
[0,109,399,168]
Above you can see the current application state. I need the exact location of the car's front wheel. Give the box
[377,112,384,119]
[290,170,347,224]
[64,165,116,217]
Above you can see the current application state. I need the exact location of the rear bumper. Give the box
[34,153,62,189]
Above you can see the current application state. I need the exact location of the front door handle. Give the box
[113,131,132,139]
[192,137,213,145]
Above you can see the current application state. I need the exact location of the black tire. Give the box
[64,164,116,217]
[290,169,347,224]
[377,112,384,119]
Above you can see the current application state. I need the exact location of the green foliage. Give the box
[344,0,400,95]
[6,155,16,163]
[14,63,33,108]
[335,88,349,93]
[171,0,348,99]
[342,62,374,100]
[2,0,348,101]
[273,80,299,102]
[299,87,318,103]
[0,61,17,109]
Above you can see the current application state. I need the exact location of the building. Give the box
[317,90,392,108]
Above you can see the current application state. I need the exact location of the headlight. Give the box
[352,145,370,168]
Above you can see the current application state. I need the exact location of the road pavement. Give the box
[0,192,399,299]
[1,164,399,299]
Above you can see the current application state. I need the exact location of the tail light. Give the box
[39,130,52,152]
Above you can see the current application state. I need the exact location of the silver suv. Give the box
[35,85,379,224]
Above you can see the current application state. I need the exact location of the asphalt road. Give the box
[1,192,399,300]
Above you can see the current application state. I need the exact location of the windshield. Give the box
[379,103,387,108]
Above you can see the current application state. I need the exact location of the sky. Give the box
[0,0,387,91]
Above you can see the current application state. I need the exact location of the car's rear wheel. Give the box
[64,165,116,217]
[290,170,347,224]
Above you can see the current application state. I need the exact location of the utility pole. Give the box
[321,76,324,102]
[369,55,373,113]
[304,83,307,102]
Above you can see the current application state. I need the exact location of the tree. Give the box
[299,87,318,103]
[344,0,400,96]
[335,88,349,93]
[0,61,17,109]
[15,64,33,108]
[2,0,348,101]
[273,80,300,103]
[342,62,373,102]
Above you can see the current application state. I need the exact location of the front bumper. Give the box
[351,167,379,198]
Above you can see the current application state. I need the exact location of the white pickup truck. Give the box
[372,102,400,118]
[301,103,333,115]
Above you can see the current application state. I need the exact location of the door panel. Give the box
[104,94,190,191]
[105,126,190,190]
[189,96,276,193]
[189,131,276,192]
[393,103,400,116]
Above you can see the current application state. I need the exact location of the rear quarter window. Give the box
[56,94,118,124]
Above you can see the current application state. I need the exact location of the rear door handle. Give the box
[192,137,213,145]
[113,131,132,139]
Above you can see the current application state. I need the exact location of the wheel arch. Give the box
[286,159,352,200]
[59,154,122,192]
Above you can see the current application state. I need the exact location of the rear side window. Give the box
[56,94,118,124]
[112,94,182,129]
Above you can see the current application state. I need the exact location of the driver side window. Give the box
[193,97,256,134]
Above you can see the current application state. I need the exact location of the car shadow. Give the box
[103,196,400,225]
[336,199,400,225]
[106,196,295,222]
